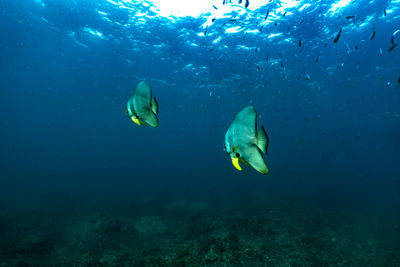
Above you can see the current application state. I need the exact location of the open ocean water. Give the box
[0,0,400,266]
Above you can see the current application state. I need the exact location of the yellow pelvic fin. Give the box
[131,117,143,126]
[232,157,242,171]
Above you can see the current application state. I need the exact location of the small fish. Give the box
[204,26,208,35]
[282,11,287,17]
[212,18,216,22]
[384,8,386,16]
[259,25,264,32]
[345,15,355,19]
[333,27,342,43]
[333,27,342,44]
[255,64,260,71]
[266,55,269,63]
[245,0,249,8]
[212,5,218,10]
[388,43,398,52]
[369,30,376,40]
[315,54,320,63]
[264,10,269,21]
[305,73,311,80]
[354,45,358,52]
[398,77,400,84]
[391,30,399,44]
[298,39,302,47]
[299,16,304,24]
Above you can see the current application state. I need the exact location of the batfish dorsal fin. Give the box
[133,81,152,112]
[233,106,256,137]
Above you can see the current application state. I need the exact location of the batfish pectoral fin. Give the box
[232,157,242,171]
[239,158,250,167]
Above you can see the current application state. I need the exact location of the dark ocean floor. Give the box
[1,192,399,267]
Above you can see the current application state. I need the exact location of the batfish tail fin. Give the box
[151,97,158,115]
[256,126,269,154]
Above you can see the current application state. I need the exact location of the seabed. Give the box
[0,194,399,266]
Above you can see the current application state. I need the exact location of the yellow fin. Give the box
[232,157,242,171]
[131,117,143,126]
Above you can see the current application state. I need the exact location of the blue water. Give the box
[0,0,399,265]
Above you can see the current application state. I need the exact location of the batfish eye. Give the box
[235,152,240,158]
